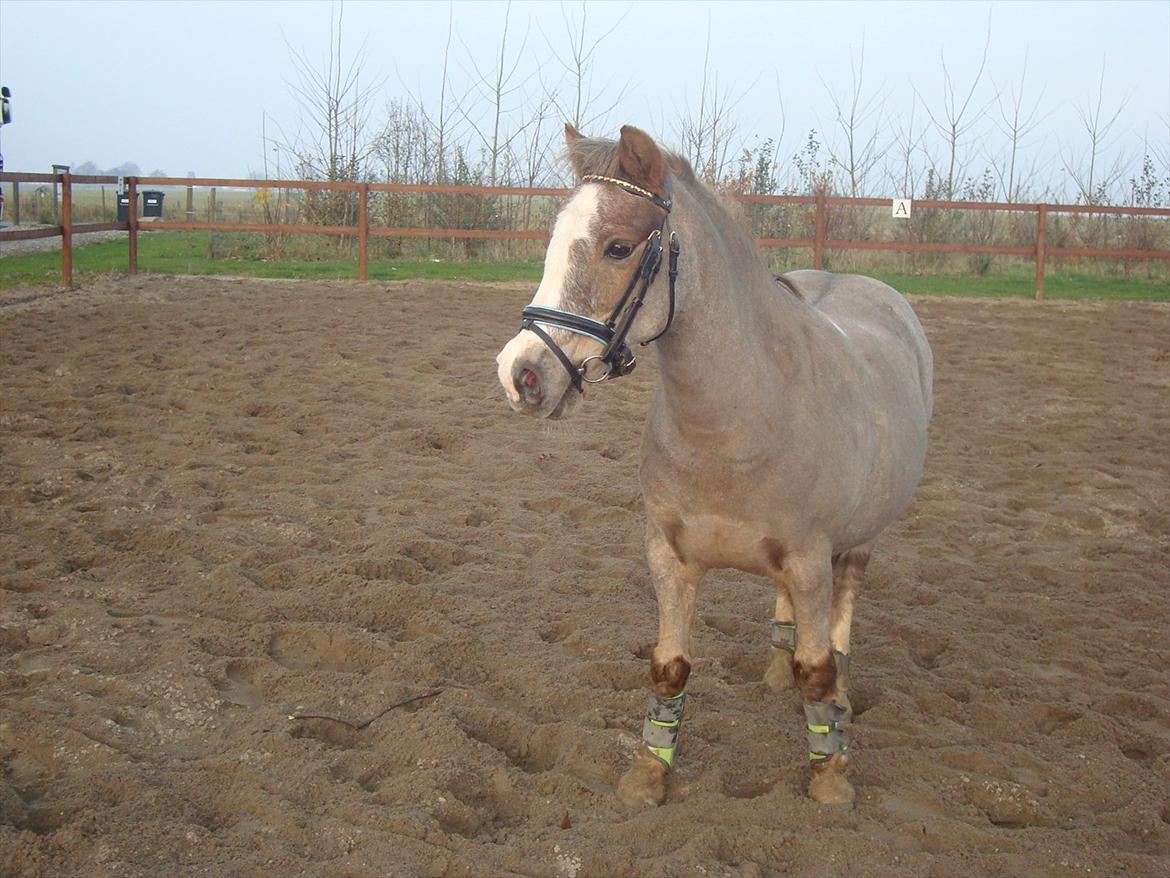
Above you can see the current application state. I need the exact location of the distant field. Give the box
[1,230,1167,301]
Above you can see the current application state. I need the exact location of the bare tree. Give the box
[513,92,560,188]
[510,90,560,235]
[282,1,381,184]
[1151,114,1170,185]
[375,98,434,184]
[458,0,535,186]
[989,51,1050,202]
[915,14,995,199]
[675,15,751,184]
[271,0,384,234]
[540,1,632,133]
[1060,57,1132,205]
[430,3,457,183]
[886,102,929,197]
[820,38,886,197]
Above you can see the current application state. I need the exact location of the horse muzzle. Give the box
[496,333,582,420]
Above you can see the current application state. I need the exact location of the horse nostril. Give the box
[515,368,542,405]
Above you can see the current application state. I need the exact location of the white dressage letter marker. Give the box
[892,199,912,219]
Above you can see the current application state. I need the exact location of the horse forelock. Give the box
[564,135,697,185]
[565,135,757,248]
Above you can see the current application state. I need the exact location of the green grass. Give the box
[2,231,1166,301]
[0,231,544,289]
[872,271,1170,301]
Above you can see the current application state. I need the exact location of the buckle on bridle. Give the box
[580,346,635,384]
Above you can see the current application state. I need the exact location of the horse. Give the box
[495,124,933,806]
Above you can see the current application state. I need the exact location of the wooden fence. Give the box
[2,171,1168,298]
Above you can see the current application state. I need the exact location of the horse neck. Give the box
[652,179,810,426]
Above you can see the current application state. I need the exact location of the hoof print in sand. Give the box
[289,717,361,749]
[702,614,757,641]
[963,778,1050,828]
[213,660,265,709]
[456,711,559,775]
[400,540,475,575]
[539,619,578,645]
[350,557,427,585]
[721,769,776,800]
[267,629,392,673]
[723,651,771,686]
[909,635,951,671]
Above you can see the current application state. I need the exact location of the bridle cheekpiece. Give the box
[520,174,681,391]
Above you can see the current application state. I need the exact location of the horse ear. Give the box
[564,123,588,178]
[616,125,666,194]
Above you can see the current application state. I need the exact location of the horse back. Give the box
[780,269,933,420]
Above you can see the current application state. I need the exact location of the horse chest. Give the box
[640,449,799,575]
[667,513,781,575]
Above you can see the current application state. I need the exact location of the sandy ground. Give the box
[1,275,1168,878]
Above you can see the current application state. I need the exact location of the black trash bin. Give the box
[116,192,133,222]
[142,190,165,218]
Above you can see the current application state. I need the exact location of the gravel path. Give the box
[0,224,128,258]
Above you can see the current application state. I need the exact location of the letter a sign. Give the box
[892,199,912,219]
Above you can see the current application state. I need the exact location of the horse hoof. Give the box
[808,754,854,806]
[836,692,853,724]
[617,744,669,806]
[764,649,795,693]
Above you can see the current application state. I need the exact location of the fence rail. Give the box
[2,171,1167,297]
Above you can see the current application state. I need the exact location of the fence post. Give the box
[814,193,826,270]
[128,177,138,275]
[359,184,369,281]
[1035,204,1047,301]
[61,172,74,288]
[12,181,19,224]
[207,187,216,259]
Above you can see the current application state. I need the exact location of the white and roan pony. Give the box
[496,125,933,806]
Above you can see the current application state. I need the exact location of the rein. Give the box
[520,175,681,391]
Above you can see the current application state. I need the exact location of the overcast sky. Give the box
[1,0,1167,197]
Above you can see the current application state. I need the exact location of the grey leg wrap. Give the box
[641,691,686,767]
[804,699,848,764]
[771,620,797,652]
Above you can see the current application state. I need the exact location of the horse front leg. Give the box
[786,546,855,805]
[617,524,702,807]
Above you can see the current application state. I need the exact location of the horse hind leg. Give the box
[829,543,872,722]
[764,539,870,686]
[764,582,797,692]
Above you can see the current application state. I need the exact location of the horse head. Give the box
[495,124,678,419]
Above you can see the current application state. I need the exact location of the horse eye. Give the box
[605,241,633,260]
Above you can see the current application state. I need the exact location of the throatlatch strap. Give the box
[804,700,848,764]
[642,691,686,767]
[771,621,798,652]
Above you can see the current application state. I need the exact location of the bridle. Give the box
[520,174,681,392]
